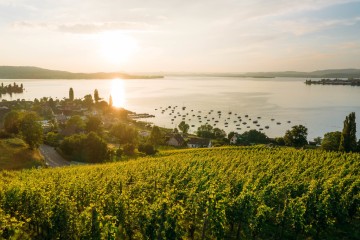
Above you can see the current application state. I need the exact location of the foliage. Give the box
[85,116,102,134]
[322,131,341,151]
[123,143,135,156]
[313,136,322,145]
[110,123,138,144]
[3,110,21,134]
[0,147,358,239]
[196,124,226,139]
[149,126,162,145]
[275,137,285,146]
[94,89,100,103]
[240,129,269,145]
[284,125,308,147]
[178,121,189,134]
[138,144,156,155]
[65,115,85,134]
[83,94,93,108]
[44,132,60,147]
[69,87,74,101]
[19,112,43,149]
[60,132,108,163]
[339,112,357,152]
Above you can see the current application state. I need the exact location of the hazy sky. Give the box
[0,0,360,73]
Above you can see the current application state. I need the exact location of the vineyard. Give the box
[0,146,359,239]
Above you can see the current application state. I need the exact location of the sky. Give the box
[0,0,359,73]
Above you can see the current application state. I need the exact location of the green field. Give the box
[0,138,44,170]
[0,146,359,239]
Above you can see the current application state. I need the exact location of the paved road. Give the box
[39,144,70,167]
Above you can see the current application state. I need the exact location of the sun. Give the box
[99,31,138,64]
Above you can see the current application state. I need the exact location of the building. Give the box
[187,137,211,148]
[167,134,185,147]
[230,133,241,145]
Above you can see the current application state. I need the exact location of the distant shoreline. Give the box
[305,78,360,86]
[0,66,163,80]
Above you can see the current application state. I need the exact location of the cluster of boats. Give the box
[154,105,292,132]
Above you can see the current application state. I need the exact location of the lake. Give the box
[1,76,360,140]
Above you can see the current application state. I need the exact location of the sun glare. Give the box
[99,31,138,64]
[111,79,126,108]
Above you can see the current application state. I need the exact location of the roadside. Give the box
[39,144,70,167]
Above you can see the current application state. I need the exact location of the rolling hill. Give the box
[0,66,163,79]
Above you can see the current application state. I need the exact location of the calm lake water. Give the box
[1,76,360,140]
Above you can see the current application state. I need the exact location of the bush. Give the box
[123,143,135,156]
[138,144,156,155]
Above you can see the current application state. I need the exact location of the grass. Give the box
[0,138,44,170]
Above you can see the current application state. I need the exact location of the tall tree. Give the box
[20,112,43,149]
[94,89,100,103]
[339,112,357,152]
[178,121,189,134]
[149,126,162,146]
[109,95,113,108]
[69,87,74,101]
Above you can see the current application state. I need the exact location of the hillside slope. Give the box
[0,146,359,239]
[0,138,44,170]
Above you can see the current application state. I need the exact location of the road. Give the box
[39,144,70,167]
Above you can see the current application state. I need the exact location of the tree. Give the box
[110,123,138,144]
[138,144,156,155]
[109,95,113,108]
[196,124,214,139]
[20,112,43,149]
[65,115,85,134]
[83,94,93,108]
[4,110,21,134]
[83,132,108,163]
[149,126,162,145]
[313,137,322,146]
[69,87,74,101]
[86,116,102,133]
[178,121,189,134]
[240,130,269,145]
[228,131,236,141]
[284,125,308,147]
[322,131,341,151]
[213,128,226,139]
[94,89,100,103]
[60,132,108,163]
[123,143,135,156]
[339,112,357,152]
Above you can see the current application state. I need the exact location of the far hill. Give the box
[0,66,163,79]
[165,69,360,78]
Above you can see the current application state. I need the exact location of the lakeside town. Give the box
[305,78,360,86]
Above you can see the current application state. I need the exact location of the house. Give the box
[54,114,68,125]
[230,133,241,145]
[139,131,150,138]
[187,137,212,148]
[167,134,185,147]
[38,120,53,133]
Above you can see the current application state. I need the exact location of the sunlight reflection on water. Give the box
[110,78,126,108]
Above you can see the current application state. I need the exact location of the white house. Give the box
[167,134,185,147]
